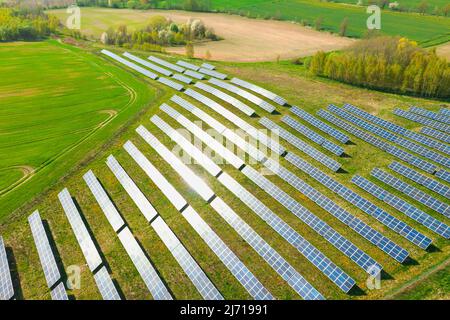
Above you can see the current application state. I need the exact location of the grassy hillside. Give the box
[0,40,157,217]
[0,41,448,300]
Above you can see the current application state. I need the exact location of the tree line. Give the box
[307,36,450,99]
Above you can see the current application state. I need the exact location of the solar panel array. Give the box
[318,109,437,174]
[101,49,157,79]
[290,106,349,143]
[124,141,273,300]
[410,106,450,124]
[172,73,193,84]
[371,168,450,218]
[148,55,185,73]
[342,104,450,156]
[230,77,287,105]
[440,108,450,116]
[177,60,200,71]
[0,236,14,300]
[285,152,431,251]
[281,115,344,156]
[394,108,450,134]
[352,175,450,239]
[28,211,62,288]
[420,127,450,144]
[93,266,121,300]
[184,69,205,80]
[208,78,276,113]
[258,117,341,172]
[198,68,227,80]
[194,82,255,116]
[201,62,215,70]
[436,169,450,183]
[389,161,450,199]
[328,105,449,169]
[58,188,103,272]
[123,52,172,76]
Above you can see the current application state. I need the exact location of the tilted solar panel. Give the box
[58,188,103,272]
[230,77,287,105]
[50,282,69,300]
[177,60,200,71]
[435,169,450,183]
[93,266,121,300]
[198,68,227,80]
[148,56,185,73]
[101,49,158,79]
[172,73,193,84]
[352,175,450,239]
[421,127,450,144]
[0,236,14,300]
[117,227,172,300]
[28,211,61,288]
[440,108,450,117]
[184,69,205,80]
[106,155,158,222]
[123,52,172,76]
[157,77,184,91]
[409,106,450,124]
[201,62,215,70]
[394,109,450,134]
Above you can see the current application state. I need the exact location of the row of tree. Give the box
[308,37,450,99]
[0,6,60,41]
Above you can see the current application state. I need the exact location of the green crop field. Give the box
[166,0,450,43]
[0,40,448,300]
[0,40,158,218]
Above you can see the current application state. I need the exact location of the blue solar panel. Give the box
[258,117,341,172]
[285,152,431,250]
[371,168,449,219]
[318,109,437,174]
[290,106,349,143]
[352,175,450,239]
[281,115,344,156]
[389,161,450,199]
[409,106,450,124]
[343,103,450,156]
[394,109,450,134]
[440,108,450,117]
[421,127,450,145]
[435,169,450,183]
[328,105,450,169]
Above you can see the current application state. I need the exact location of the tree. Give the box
[417,1,429,14]
[314,17,323,31]
[185,41,194,58]
[339,17,349,37]
[443,4,450,16]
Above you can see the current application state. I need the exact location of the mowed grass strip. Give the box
[0,47,448,300]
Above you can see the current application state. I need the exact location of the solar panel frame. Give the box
[50,282,69,300]
[123,52,172,76]
[58,188,103,272]
[177,60,200,71]
[101,49,158,79]
[148,55,185,73]
[0,236,14,300]
[28,211,61,288]
[93,266,121,300]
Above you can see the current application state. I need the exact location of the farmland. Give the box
[0,40,448,300]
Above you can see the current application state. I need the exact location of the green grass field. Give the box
[0,40,158,218]
[0,40,448,300]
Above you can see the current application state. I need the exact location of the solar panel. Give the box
[83,170,125,233]
[389,162,450,199]
[123,52,172,76]
[151,216,223,300]
[328,105,449,169]
[58,188,103,272]
[184,69,205,80]
[421,127,450,144]
[194,82,255,116]
[184,89,286,155]
[172,73,193,84]
[440,108,450,117]
[198,68,227,80]
[136,125,216,201]
[285,152,431,250]
[343,103,450,156]
[101,49,157,79]
[318,109,437,174]
[50,282,68,300]
[409,106,450,124]
[201,63,215,70]
[281,115,344,156]
[209,196,326,298]
[93,266,121,300]
[371,168,450,218]
[394,109,450,134]
[28,211,61,288]
[106,155,158,222]
[177,60,200,71]
[0,236,14,300]
[157,77,184,91]
[117,227,172,300]
[158,104,246,169]
[259,117,341,172]
[148,56,185,73]
[435,169,450,183]
[290,106,349,143]
[352,175,450,239]
[230,77,287,105]
[208,78,276,113]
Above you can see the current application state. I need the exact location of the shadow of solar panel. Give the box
[94,266,121,300]
[230,78,287,105]
[50,282,68,300]
[101,49,157,79]
[28,211,61,288]
[117,227,172,300]
[123,52,172,76]
[0,236,14,300]
[352,175,450,239]
[410,106,450,124]
[148,56,185,73]
[371,168,450,218]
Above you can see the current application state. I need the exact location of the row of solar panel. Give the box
[409,106,450,125]
[394,109,450,134]
[421,127,450,145]
[342,104,450,157]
